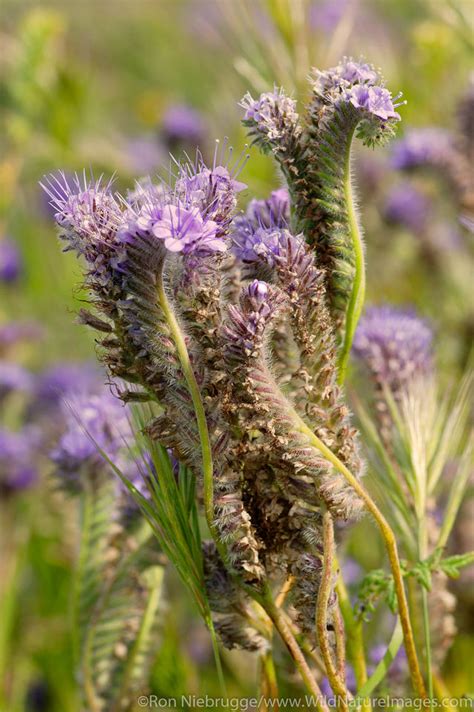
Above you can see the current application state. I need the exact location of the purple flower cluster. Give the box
[246,188,290,227]
[384,183,431,233]
[353,305,433,391]
[0,427,40,494]
[347,84,401,121]
[312,58,403,124]
[391,128,454,170]
[232,187,297,265]
[0,239,22,283]
[122,158,246,257]
[240,88,301,146]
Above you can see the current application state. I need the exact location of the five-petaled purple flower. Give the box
[151,202,223,254]
[347,85,400,121]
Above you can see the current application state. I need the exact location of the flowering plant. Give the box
[43,58,472,711]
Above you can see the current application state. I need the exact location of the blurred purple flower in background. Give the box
[161,104,206,147]
[125,136,165,176]
[391,128,454,170]
[0,239,23,283]
[0,361,35,401]
[33,362,101,408]
[0,321,43,355]
[353,305,433,392]
[384,183,431,233]
[50,391,132,490]
[0,427,41,495]
[310,0,352,32]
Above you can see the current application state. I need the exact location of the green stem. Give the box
[261,587,329,711]
[316,513,350,708]
[259,650,279,710]
[335,570,368,696]
[291,415,426,698]
[337,127,366,384]
[157,281,221,555]
[207,616,227,696]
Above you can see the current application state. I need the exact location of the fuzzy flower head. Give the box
[42,174,124,293]
[175,159,246,226]
[240,88,301,152]
[121,149,246,258]
[232,187,295,265]
[313,57,379,94]
[233,225,301,267]
[42,173,121,252]
[0,239,22,283]
[353,305,433,393]
[310,58,404,141]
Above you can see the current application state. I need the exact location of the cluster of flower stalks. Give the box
[44,58,437,704]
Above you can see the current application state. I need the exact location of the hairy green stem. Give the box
[261,587,329,711]
[157,281,220,553]
[337,128,366,384]
[316,513,350,708]
[335,569,369,703]
[291,415,426,697]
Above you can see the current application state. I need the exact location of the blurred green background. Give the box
[0,1,472,710]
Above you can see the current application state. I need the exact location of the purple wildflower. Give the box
[353,305,433,391]
[0,239,22,283]
[232,225,293,265]
[246,187,290,228]
[161,104,205,146]
[384,183,431,233]
[122,153,245,258]
[312,57,380,94]
[391,128,454,170]
[240,88,301,144]
[41,173,122,262]
[34,363,101,407]
[50,391,132,489]
[175,163,246,226]
[0,361,35,400]
[151,202,223,254]
[0,427,40,495]
[347,84,400,121]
